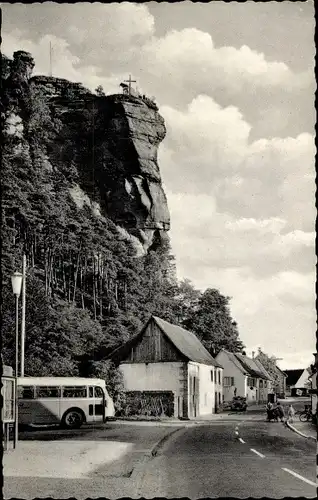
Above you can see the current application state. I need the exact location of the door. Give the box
[214,391,218,413]
[18,386,36,425]
[178,396,183,418]
[88,386,105,422]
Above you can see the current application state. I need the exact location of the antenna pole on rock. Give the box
[49,41,52,77]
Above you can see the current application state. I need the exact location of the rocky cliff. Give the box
[3,51,170,253]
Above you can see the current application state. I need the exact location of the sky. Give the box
[2,1,316,370]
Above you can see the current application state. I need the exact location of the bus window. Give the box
[62,386,87,398]
[89,386,104,398]
[35,386,61,398]
[95,387,104,398]
[18,386,35,399]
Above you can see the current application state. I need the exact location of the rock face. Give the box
[3,51,170,252]
[95,95,170,250]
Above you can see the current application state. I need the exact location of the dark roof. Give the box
[153,317,222,367]
[217,350,248,375]
[108,316,222,368]
[275,366,287,377]
[253,359,273,381]
[284,369,306,386]
[234,353,271,380]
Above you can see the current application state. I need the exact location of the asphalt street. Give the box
[135,421,317,498]
[4,419,317,499]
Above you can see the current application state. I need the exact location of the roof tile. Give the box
[153,316,222,367]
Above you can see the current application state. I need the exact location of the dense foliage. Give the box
[182,288,245,355]
[1,52,244,395]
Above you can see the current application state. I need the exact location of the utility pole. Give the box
[20,254,27,377]
[49,42,52,77]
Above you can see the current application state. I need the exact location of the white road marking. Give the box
[250,448,265,458]
[238,438,245,444]
[282,468,317,487]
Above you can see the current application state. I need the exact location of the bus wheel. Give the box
[61,409,84,429]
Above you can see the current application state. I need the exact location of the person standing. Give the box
[287,404,295,423]
[266,401,273,421]
[276,402,285,423]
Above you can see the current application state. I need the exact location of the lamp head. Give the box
[11,271,23,297]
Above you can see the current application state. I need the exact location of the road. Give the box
[4,419,316,498]
[135,421,316,498]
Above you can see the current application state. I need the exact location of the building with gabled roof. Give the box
[254,352,287,397]
[284,368,312,396]
[215,350,273,404]
[108,316,223,419]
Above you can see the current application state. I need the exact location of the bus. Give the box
[17,377,115,429]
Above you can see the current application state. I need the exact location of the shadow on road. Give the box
[18,424,116,441]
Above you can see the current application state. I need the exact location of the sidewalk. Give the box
[3,426,179,479]
[3,440,134,479]
[286,420,317,441]
[113,410,264,426]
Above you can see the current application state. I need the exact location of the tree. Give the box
[95,85,105,97]
[172,279,201,324]
[255,348,281,392]
[182,288,244,355]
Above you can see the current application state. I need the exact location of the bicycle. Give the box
[299,408,312,422]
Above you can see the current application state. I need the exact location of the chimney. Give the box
[252,351,255,359]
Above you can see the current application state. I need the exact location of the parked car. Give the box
[230,396,247,412]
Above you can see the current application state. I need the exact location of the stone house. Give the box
[108,316,223,419]
[215,350,272,404]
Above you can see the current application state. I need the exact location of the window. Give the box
[89,386,104,398]
[35,386,61,398]
[247,377,256,387]
[18,386,34,399]
[218,371,221,385]
[210,370,214,382]
[224,377,235,387]
[259,380,263,388]
[62,386,87,398]
[264,381,267,388]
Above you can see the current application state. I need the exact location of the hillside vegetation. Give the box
[1,51,244,401]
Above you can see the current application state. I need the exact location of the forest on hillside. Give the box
[1,51,244,402]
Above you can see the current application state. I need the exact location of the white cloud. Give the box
[3,6,314,141]
[159,96,315,237]
[225,217,287,233]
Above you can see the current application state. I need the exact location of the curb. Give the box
[151,426,187,457]
[286,421,316,441]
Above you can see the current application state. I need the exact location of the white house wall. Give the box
[188,362,223,416]
[246,378,259,403]
[120,361,187,418]
[216,351,246,401]
[120,362,184,393]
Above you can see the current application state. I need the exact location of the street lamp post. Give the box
[20,254,27,377]
[11,271,23,448]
